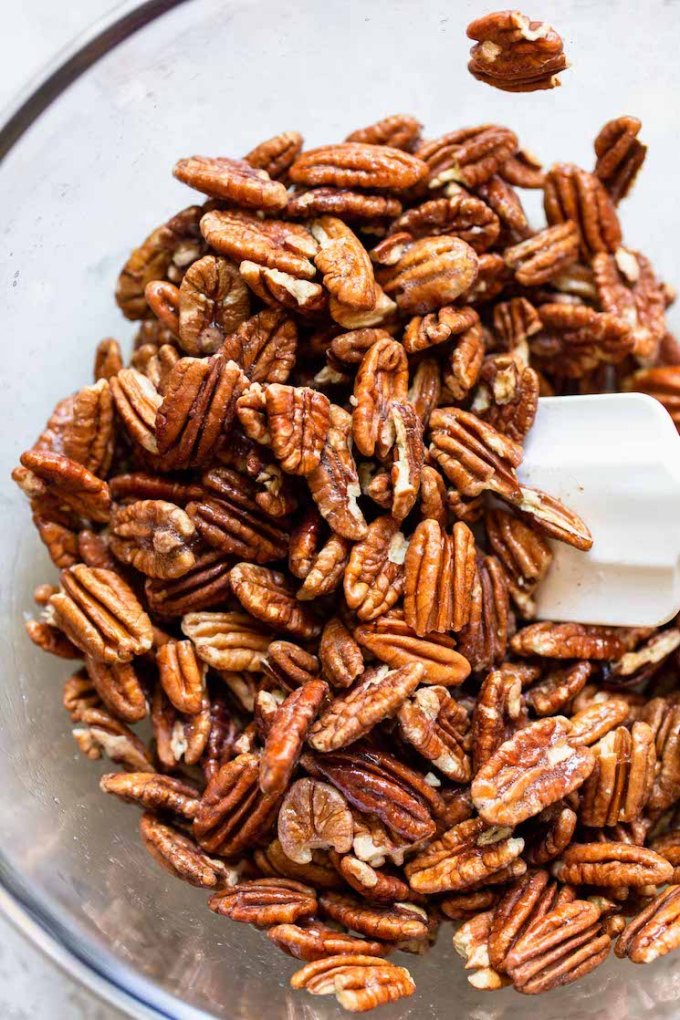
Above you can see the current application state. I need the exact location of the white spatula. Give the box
[518,392,680,627]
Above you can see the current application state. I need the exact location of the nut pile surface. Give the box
[14,110,680,1012]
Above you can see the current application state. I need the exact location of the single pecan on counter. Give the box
[15,96,680,1014]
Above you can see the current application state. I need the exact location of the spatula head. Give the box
[519,393,680,627]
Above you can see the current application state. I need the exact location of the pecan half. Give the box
[181,611,271,671]
[417,126,518,190]
[254,838,341,890]
[263,640,320,691]
[193,752,281,856]
[485,507,552,616]
[84,656,147,723]
[403,304,479,355]
[579,722,656,827]
[278,778,353,864]
[511,622,636,659]
[544,164,622,259]
[209,877,317,925]
[525,661,592,716]
[100,771,199,820]
[593,248,666,359]
[221,308,298,384]
[245,130,303,179]
[303,746,439,843]
[110,368,162,454]
[391,192,500,253]
[140,813,235,889]
[310,216,376,310]
[505,222,579,285]
[352,336,408,459]
[176,255,250,356]
[267,921,387,961]
[441,317,485,402]
[201,209,317,280]
[156,638,206,715]
[408,359,441,429]
[456,555,510,673]
[346,113,422,151]
[290,143,427,190]
[504,899,610,994]
[509,485,593,551]
[354,609,470,685]
[554,842,674,887]
[398,685,471,782]
[259,681,329,796]
[343,516,407,621]
[404,519,476,635]
[319,892,430,943]
[467,11,568,93]
[289,954,415,1012]
[319,617,364,689]
[377,236,479,315]
[307,405,367,541]
[229,565,319,639]
[174,155,288,209]
[405,817,524,894]
[72,706,154,771]
[49,565,153,664]
[237,382,330,475]
[615,885,680,963]
[145,547,232,617]
[287,187,403,221]
[109,500,196,579]
[471,716,595,826]
[471,667,524,773]
[18,450,111,523]
[36,380,114,478]
[428,407,522,501]
[594,116,647,204]
[308,663,423,752]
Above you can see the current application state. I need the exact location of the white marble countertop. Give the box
[1,7,128,1017]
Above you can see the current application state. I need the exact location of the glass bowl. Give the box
[1,1,680,1017]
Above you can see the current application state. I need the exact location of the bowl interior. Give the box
[2,1,680,1017]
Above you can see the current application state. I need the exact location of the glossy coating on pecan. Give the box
[467,11,568,93]
[35,379,114,478]
[510,485,593,551]
[306,404,367,541]
[193,752,281,856]
[49,565,153,664]
[343,516,407,621]
[289,143,427,190]
[173,155,288,209]
[351,336,408,459]
[391,192,500,253]
[505,222,579,285]
[428,407,522,501]
[594,116,647,204]
[471,667,524,773]
[319,892,430,942]
[471,716,595,826]
[18,450,111,523]
[308,663,423,752]
[209,877,317,926]
[267,922,387,961]
[377,235,479,315]
[512,621,636,659]
[310,216,376,310]
[404,519,476,635]
[579,722,656,827]
[403,303,479,354]
[259,680,328,796]
[319,617,364,689]
[201,209,317,281]
[237,382,330,475]
[109,500,196,579]
[416,126,518,189]
[398,685,471,782]
[615,885,680,963]
[84,656,147,723]
[230,564,321,639]
[525,661,592,716]
[554,842,674,887]
[263,640,320,692]
[355,609,470,687]
[145,547,232,617]
[221,308,298,384]
[100,771,199,820]
[140,813,234,889]
[181,611,271,671]
[115,205,203,320]
[302,746,439,843]
[110,368,162,454]
[544,163,622,259]
[456,554,510,673]
[485,507,552,616]
[405,817,525,894]
[278,777,353,864]
[442,317,485,402]
[152,684,210,768]
[289,954,415,1012]
[287,187,402,221]
[345,113,422,151]
[156,639,205,715]
[505,899,611,994]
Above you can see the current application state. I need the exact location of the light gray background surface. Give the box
[1,5,127,1017]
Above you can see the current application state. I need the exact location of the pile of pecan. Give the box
[14,111,680,1012]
